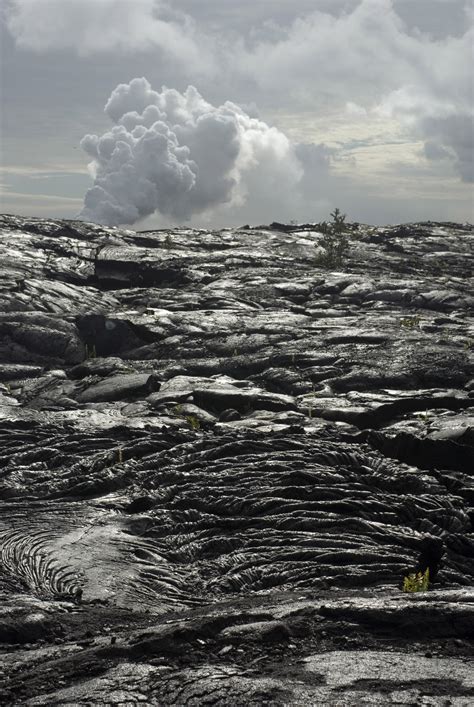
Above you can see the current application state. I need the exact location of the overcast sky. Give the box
[1,0,473,227]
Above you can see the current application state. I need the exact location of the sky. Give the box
[1,0,473,228]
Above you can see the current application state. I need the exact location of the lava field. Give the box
[0,214,473,705]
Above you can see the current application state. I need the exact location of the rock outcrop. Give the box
[0,214,473,705]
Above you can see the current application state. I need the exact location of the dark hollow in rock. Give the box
[125,496,156,514]
[75,314,147,356]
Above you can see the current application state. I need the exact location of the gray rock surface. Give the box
[0,214,473,704]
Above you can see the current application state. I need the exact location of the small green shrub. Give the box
[186,415,200,431]
[329,207,347,234]
[403,568,430,593]
[420,410,431,426]
[173,405,201,431]
[85,343,97,359]
[400,315,421,329]
[315,208,350,267]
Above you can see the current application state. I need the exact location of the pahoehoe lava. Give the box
[0,214,473,705]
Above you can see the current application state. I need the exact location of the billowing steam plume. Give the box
[79,78,312,226]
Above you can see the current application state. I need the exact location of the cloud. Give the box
[79,78,325,226]
[4,0,206,68]
[5,0,472,223]
[249,0,468,185]
[235,0,473,186]
[421,114,474,183]
[374,18,473,184]
[237,0,418,106]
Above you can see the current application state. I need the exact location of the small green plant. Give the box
[316,220,330,234]
[186,415,200,431]
[85,343,97,359]
[403,568,430,593]
[420,410,431,426]
[330,207,347,234]
[315,208,350,268]
[172,405,201,431]
[400,315,421,329]
[108,447,124,467]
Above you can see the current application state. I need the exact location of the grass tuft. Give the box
[403,568,430,593]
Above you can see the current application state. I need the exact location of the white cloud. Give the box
[79,78,323,226]
[237,1,416,105]
[237,0,473,183]
[4,0,473,223]
[4,0,208,69]
[421,114,474,183]
[345,102,368,118]
[374,12,473,183]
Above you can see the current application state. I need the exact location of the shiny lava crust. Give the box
[0,214,473,705]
